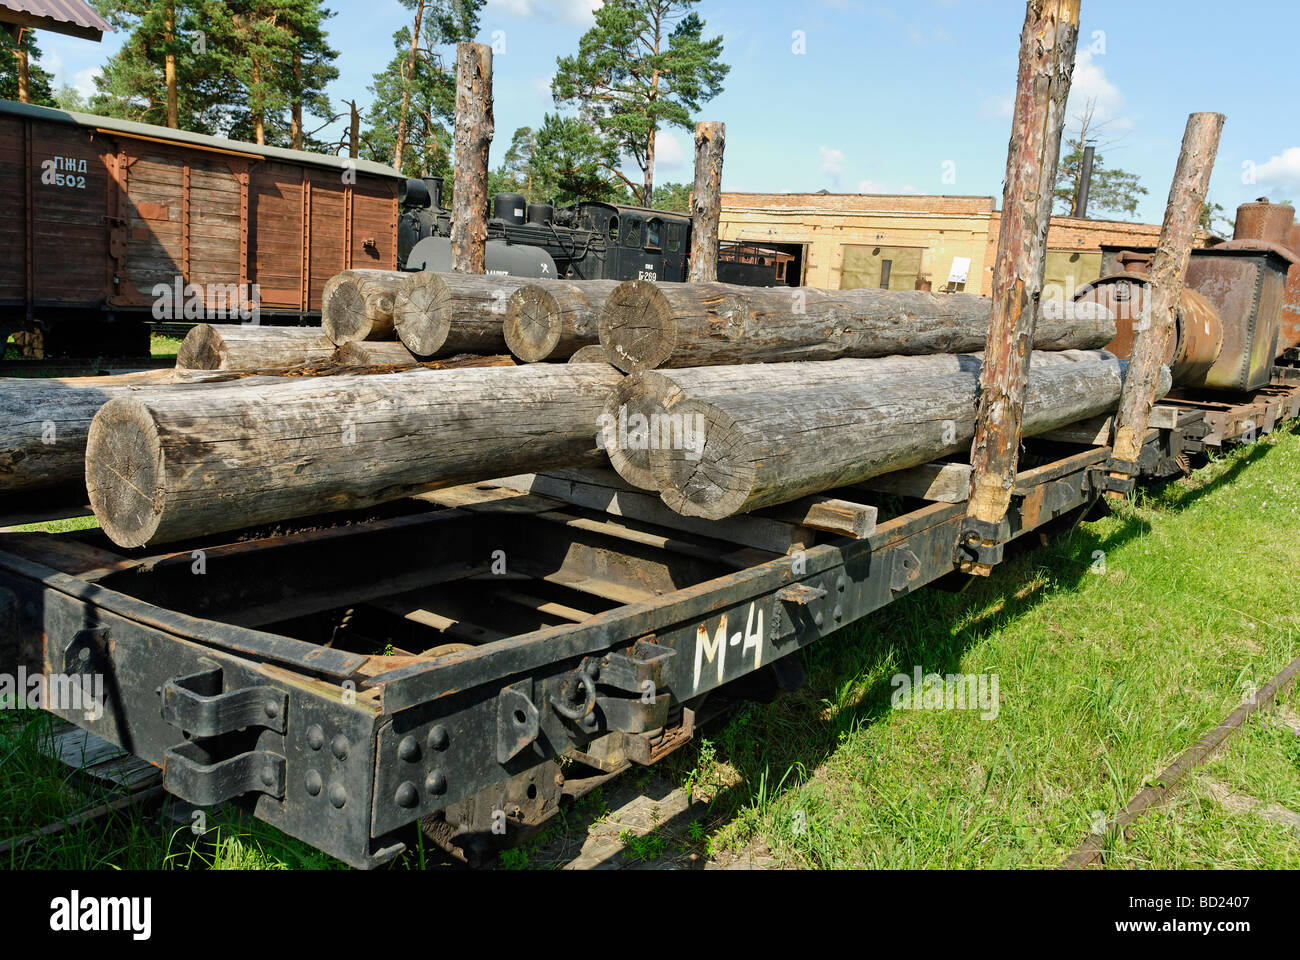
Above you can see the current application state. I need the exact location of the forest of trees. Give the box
[0,0,728,209]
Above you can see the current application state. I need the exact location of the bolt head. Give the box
[328,782,347,809]
[427,725,450,751]
[398,735,420,762]
[306,725,325,751]
[426,770,447,795]
[304,770,323,796]
[395,781,419,808]
[331,734,349,760]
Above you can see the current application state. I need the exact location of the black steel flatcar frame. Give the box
[3,376,1297,868]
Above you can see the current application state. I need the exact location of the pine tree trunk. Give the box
[394,0,425,171]
[164,3,179,128]
[687,122,725,283]
[450,42,493,274]
[14,33,28,104]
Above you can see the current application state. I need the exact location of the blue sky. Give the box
[31,0,1300,224]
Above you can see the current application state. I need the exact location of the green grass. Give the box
[5,514,99,534]
[151,334,185,359]
[4,425,1299,869]
[665,424,1300,868]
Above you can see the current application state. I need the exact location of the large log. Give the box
[321,269,406,344]
[331,340,419,367]
[176,324,336,371]
[85,363,622,548]
[1110,112,1223,485]
[965,0,1079,574]
[568,344,613,364]
[647,355,1169,521]
[0,371,272,498]
[393,272,530,357]
[503,279,623,362]
[602,347,1113,490]
[596,280,1114,372]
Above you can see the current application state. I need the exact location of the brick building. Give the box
[718,191,1193,296]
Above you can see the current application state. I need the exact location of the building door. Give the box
[841,244,924,291]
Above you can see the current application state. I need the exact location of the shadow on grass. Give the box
[667,428,1296,858]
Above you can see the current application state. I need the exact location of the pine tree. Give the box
[0,28,56,105]
[531,113,629,205]
[362,0,482,179]
[651,181,691,212]
[551,0,728,205]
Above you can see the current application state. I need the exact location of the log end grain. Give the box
[568,344,612,364]
[393,272,452,357]
[175,324,224,370]
[648,397,753,520]
[601,371,688,491]
[598,280,677,373]
[504,285,562,362]
[84,396,165,549]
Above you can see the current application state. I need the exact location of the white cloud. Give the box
[486,0,601,27]
[1066,49,1133,134]
[1254,148,1300,195]
[72,68,100,99]
[820,146,846,185]
[979,93,1014,121]
[857,178,887,193]
[654,130,686,174]
[530,74,555,100]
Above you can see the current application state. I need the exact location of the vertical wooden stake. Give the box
[1108,112,1224,492]
[451,42,493,275]
[687,121,725,283]
[964,0,1081,576]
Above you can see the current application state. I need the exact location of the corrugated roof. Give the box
[0,0,113,39]
[0,98,405,179]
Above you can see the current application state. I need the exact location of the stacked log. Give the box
[321,269,406,344]
[568,344,612,364]
[0,371,270,498]
[596,280,1115,372]
[647,355,1170,521]
[332,340,420,368]
[393,272,530,357]
[177,324,337,371]
[504,279,623,362]
[602,349,1112,490]
[85,363,621,548]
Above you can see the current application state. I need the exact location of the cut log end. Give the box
[84,396,164,549]
[598,280,676,372]
[648,398,754,520]
[322,281,369,343]
[393,273,452,357]
[175,324,222,370]
[568,344,611,364]
[601,371,687,491]
[503,287,562,362]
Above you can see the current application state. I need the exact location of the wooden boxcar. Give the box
[0,99,402,356]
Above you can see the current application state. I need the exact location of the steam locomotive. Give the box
[396,176,777,286]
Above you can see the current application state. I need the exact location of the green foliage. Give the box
[530,113,630,205]
[552,0,728,204]
[651,181,691,212]
[92,1,338,146]
[361,0,482,177]
[0,28,56,105]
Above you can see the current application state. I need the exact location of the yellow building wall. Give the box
[718,203,993,291]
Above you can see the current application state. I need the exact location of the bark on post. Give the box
[964,0,1081,575]
[1108,112,1224,493]
[687,122,725,283]
[450,42,493,275]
